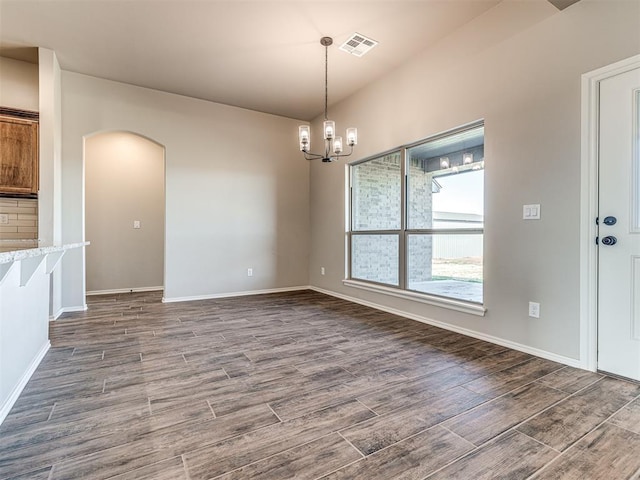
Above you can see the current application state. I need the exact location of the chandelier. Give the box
[298,37,357,163]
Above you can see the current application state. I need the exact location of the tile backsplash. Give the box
[0,198,38,252]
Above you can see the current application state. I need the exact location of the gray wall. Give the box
[85,131,165,292]
[309,0,640,362]
[61,72,310,306]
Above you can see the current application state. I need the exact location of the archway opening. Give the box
[84,131,165,294]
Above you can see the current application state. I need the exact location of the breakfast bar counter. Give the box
[0,242,88,424]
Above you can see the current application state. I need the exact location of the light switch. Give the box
[0,214,8,225]
[523,204,541,220]
[133,220,141,229]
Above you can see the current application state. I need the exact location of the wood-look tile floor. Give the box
[2,290,640,479]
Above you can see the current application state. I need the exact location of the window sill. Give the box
[342,279,486,317]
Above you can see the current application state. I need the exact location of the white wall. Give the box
[61,73,310,307]
[0,256,50,423]
[309,0,640,363]
[38,48,63,317]
[0,56,38,111]
[85,132,164,292]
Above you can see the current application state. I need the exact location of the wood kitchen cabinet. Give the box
[0,109,39,196]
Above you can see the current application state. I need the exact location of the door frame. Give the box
[581,54,640,372]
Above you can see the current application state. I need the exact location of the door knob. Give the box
[603,216,617,226]
[601,235,617,246]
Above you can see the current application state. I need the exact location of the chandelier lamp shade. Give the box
[298,37,357,163]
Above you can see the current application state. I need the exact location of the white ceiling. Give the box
[0,0,504,121]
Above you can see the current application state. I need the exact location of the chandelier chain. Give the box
[324,43,328,121]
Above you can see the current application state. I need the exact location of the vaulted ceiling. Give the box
[0,1,568,120]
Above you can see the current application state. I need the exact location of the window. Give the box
[348,122,484,306]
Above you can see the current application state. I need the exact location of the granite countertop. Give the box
[0,242,90,265]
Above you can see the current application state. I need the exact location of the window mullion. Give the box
[399,148,407,290]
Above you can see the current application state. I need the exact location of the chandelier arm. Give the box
[312,145,355,162]
[332,146,355,160]
[302,151,325,161]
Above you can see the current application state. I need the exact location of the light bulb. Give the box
[346,128,357,146]
[333,136,343,154]
[324,120,335,140]
[298,126,310,151]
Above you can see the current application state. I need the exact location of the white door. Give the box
[598,66,640,381]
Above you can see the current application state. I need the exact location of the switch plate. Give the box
[247,268,253,277]
[133,220,141,229]
[0,214,8,224]
[529,302,540,318]
[523,204,541,220]
[321,267,325,275]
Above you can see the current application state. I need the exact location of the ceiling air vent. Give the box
[339,33,378,57]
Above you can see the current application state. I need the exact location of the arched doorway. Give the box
[84,131,165,294]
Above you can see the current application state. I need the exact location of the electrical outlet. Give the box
[247,268,253,277]
[528,302,540,318]
[133,220,141,229]
[0,214,8,225]
[321,267,325,275]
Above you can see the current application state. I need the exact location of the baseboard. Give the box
[52,304,88,321]
[86,286,164,296]
[0,341,50,426]
[162,285,310,303]
[310,286,584,370]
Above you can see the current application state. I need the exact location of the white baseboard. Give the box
[162,285,310,303]
[87,286,164,296]
[0,341,50,426]
[51,304,88,321]
[310,286,584,370]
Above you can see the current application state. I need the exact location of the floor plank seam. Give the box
[516,428,563,454]
[431,378,546,428]
[181,453,192,480]
[606,421,640,437]
[338,431,366,458]
[507,392,574,436]
[266,403,283,423]
[212,429,342,479]
[312,456,362,480]
[522,452,561,480]
[421,437,483,479]
[206,400,216,418]
[46,402,57,422]
[520,388,640,480]
[354,398,379,416]
[508,376,615,444]
[550,372,606,396]
[439,424,479,449]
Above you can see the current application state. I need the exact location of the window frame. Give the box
[346,120,486,316]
